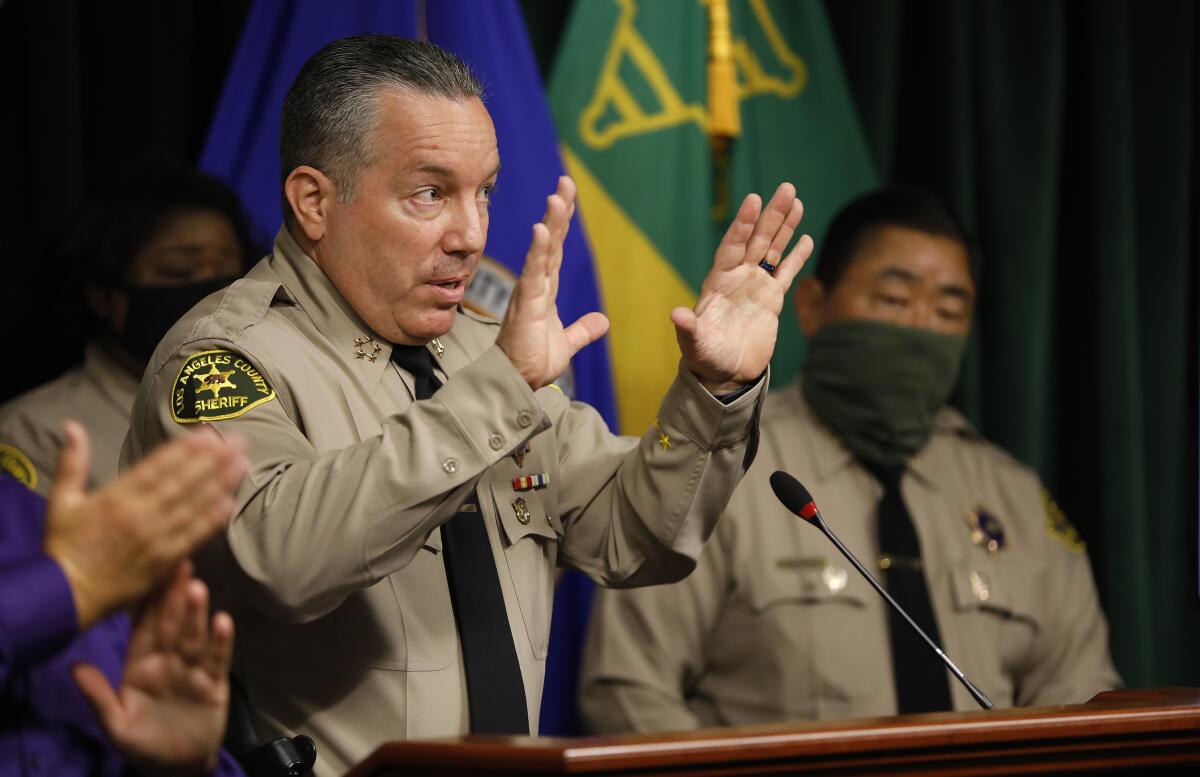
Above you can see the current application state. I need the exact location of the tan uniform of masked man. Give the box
[0,160,252,495]
[581,188,1120,733]
[121,36,813,776]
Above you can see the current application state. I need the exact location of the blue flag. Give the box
[201,0,612,736]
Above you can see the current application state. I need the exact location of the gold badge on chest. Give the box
[963,507,1007,554]
[512,496,531,525]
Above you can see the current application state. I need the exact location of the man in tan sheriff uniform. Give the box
[0,160,252,495]
[0,343,138,494]
[122,36,813,775]
[581,187,1120,733]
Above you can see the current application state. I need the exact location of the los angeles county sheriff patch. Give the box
[1043,489,1085,554]
[171,349,275,424]
[0,443,37,489]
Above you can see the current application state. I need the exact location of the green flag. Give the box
[550,0,877,433]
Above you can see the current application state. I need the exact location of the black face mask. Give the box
[115,277,237,364]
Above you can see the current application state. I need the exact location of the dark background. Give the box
[1,0,1196,690]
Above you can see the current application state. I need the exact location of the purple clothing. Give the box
[0,474,245,777]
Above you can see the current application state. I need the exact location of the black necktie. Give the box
[861,461,953,714]
[391,344,529,734]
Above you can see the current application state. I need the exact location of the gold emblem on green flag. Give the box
[552,0,877,433]
[171,349,275,424]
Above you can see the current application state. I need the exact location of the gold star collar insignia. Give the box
[654,418,672,450]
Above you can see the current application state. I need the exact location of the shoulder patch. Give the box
[1043,489,1085,553]
[170,349,276,424]
[0,443,37,489]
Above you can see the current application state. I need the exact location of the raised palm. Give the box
[74,563,232,777]
[496,176,609,390]
[496,178,809,395]
[671,183,812,393]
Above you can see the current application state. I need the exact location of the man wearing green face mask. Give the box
[0,157,256,496]
[580,187,1120,731]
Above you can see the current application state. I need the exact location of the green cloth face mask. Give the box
[801,320,967,466]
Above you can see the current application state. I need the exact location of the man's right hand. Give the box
[43,421,247,630]
[495,176,610,391]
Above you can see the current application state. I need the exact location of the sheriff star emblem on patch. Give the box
[171,349,276,424]
[193,365,237,398]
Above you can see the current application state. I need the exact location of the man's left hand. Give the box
[73,561,233,777]
[672,182,812,395]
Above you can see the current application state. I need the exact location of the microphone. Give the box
[769,470,995,711]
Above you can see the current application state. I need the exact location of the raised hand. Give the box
[495,176,610,390]
[44,421,247,630]
[74,561,233,777]
[671,183,813,394]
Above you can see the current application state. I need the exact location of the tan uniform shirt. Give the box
[0,341,139,494]
[123,228,765,776]
[580,384,1120,733]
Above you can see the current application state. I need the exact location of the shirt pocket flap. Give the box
[422,525,443,553]
[491,486,558,546]
[747,557,872,612]
[948,557,1040,627]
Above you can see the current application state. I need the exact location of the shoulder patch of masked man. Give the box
[121,35,810,775]
[580,186,1120,733]
[0,158,255,494]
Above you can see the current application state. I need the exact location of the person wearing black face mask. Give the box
[0,158,255,495]
[580,187,1120,732]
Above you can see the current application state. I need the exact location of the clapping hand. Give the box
[73,561,234,777]
[44,421,246,630]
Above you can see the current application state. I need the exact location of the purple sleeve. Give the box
[0,555,78,686]
[212,749,249,777]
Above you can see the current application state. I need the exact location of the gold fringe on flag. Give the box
[706,0,741,139]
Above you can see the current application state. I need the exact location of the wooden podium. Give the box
[344,689,1200,776]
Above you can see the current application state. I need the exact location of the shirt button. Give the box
[442,458,460,474]
[488,433,505,451]
[517,410,534,428]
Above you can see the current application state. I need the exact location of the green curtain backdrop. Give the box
[822,0,1199,689]
[1,0,1196,691]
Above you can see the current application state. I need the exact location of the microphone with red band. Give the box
[769,470,995,711]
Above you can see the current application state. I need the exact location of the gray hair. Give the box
[279,35,483,224]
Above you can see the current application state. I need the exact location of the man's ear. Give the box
[793,277,825,338]
[284,166,336,242]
